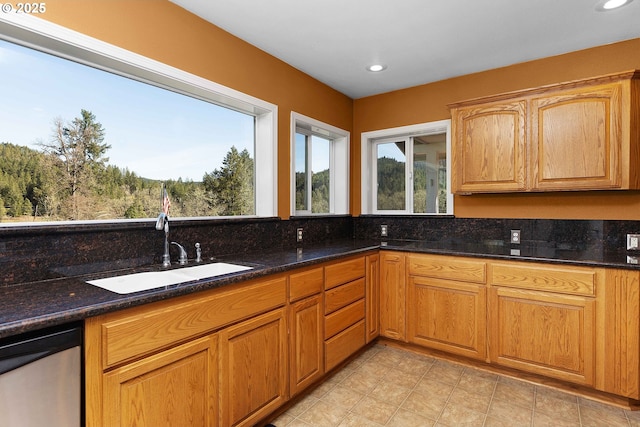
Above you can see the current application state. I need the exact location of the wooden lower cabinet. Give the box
[488,286,595,386]
[600,269,640,399]
[365,253,380,343]
[86,255,380,427]
[380,251,406,341]
[219,307,288,427]
[488,261,599,386]
[408,276,487,360]
[325,320,366,371]
[102,335,218,427]
[289,294,324,396]
[322,255,367,372]
[406,254,487,360]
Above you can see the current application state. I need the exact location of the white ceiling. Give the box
[170,0,640,99]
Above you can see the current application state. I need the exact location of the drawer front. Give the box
[409,254,486,283]
[325,257,365,290]
[325,320,365,372]
[491,262,597,296]
[289,267,323,302]
[325,299,365,339]
[101,276,287,368]
[325,278,365,315]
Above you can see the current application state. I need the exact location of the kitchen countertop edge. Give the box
[2,238,638,339]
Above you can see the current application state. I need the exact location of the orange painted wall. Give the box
[353,38,640,220]
[37,0,353,219]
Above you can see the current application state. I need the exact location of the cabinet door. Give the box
[530,83,622,190]
[489,286,595,386]
[365,253,380,343]
[451,100,527,193]
[600,269,640,399]
[379,251,406,341]
[289,295,324,397]
[408,276,486,360]
[219,308,288,427]
[102,335,217,427]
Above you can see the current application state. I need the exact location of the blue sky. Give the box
[295,133,330,174]
[0,39,254,181]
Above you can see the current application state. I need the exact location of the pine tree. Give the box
[39,110,110,219]
[203,146,254,216]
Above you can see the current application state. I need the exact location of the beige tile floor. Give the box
[269,343,640,427]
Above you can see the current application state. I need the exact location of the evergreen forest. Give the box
[0,110,255,222]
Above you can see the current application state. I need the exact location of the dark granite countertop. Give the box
[2,238,639,339]
[381,238,640,269]
[0,240,379,339]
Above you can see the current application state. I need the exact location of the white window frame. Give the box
[290,112,349,216]
[0,13,278,220]
[361,120,453,215]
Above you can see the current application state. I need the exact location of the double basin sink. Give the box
[87,262,253,294]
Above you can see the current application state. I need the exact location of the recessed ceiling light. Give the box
[596,0,633,10]
[367,64,387,72]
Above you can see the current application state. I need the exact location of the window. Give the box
[0,13,277,224]
[291,112,349,216]
[361,120,452,215]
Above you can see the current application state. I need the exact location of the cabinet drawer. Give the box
[325,299,365,339]
[325,257,365,290]
[491,262,598,296]
[325,320,365,372]
[289,267,323,302]
[325,278,365,315]
[409,254,486,283]
[98,276,287,368]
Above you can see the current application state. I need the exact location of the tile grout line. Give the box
[381,354,436,425]
[275,345,638,427]
[480,370,499,427]
[531,386,538,427]
[432,361,463,426]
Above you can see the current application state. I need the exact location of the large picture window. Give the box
[0,14,277,224]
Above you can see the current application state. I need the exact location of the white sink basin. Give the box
[175,262,253,280]
[87,262,253,294]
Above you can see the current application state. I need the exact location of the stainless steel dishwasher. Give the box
[0,323,82,427]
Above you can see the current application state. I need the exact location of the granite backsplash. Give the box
[353,216,640,251]
[1,215,639,286]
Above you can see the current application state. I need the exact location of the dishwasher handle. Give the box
[0,325,82,375]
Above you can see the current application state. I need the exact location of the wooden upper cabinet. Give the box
[451,100,527,193]
[449,70,640,194]
[530,83,623,190]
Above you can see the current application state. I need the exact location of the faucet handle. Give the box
[195,243,202,263]
[171,242,188,265]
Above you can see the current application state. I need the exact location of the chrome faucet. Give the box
[156,212,171,267]
[156,184,172,267]
[171,242,188,265]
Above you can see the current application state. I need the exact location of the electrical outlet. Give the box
[381,224,388,237]
[627,234,640,250]
[296,228,303,243]
[510,229,521,244]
